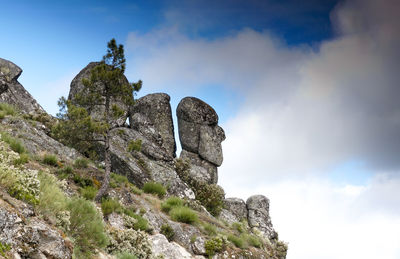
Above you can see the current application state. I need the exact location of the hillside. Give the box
[0,57,287,259]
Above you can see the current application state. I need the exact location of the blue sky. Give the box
[1,0,400,258]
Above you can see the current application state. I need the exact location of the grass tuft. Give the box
[143,181,166,198]
[169,206,198,224]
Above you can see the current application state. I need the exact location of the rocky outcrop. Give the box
[177,97,225,184]
[0,58,45,115]
[247,195,277,240]
[68,62,131,126]
[130,93,176,160]
[0,191,72,259]
[150,234,203,259]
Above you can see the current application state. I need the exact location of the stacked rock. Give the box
[177,97,225,184]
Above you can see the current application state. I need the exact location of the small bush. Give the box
[169,206,198,224]
[195,183,225,216]
[115,252,138,259]
[73,174,93,188]
[42,154,58,166]
[13,153,29,165]
[56,166,74,180]
[247,235,262,248]
[161,196,184,213]
[228,234,246,249]
[130,213,149,232]
[130,184,143,195]
[0,242,11,257]
[0,103,17,116]
[143,182,166,198]
[1,132,26,154]
[73,158,89,169]
[160,224,175,241]
[203,223,217,236]
[80,186,98,200]
[128,139,142,152]
[205,237,224,257]
[101,198,123,216]
[232,222,246,234]
[68,197,109,257]
[110,172,129,188]
[0,111,5,119]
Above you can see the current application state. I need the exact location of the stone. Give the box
[0,58,22,82]
[191,236,206,255]
[218,209,238,226]
[68,62,131,127]
[149,234,197,259]
[0,58,46,115]
[180,150,218,184]
[246,195,277,240]
[198,125,225,166]
[224,198,247,222]
[130,93,176,160]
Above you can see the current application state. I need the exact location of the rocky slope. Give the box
[0,58,287,259]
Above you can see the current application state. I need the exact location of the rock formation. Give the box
[0,58,287,259]
[0,58,45,115]
[177,97,225,184]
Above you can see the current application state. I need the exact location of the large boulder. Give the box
[130,93,176,160]
[0,58,45,115]
[177,97,225,185]
[68,62,131,126]
[246,195,277,240]
[224,198,247,221]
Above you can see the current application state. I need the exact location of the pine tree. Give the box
[54,39,142,201]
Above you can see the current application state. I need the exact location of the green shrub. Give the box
[143,182,166,198]
[1,132,26,154]
[247,235,262,248]
[68,197,109,257]
[74,158,89,169]
[110,172,129,188]
[13,153,29,165]
[128,139,142,152]
[195,183,225,216]
[169,206,198,224]
[160,224,175,241]
[37,171,68,216]
[80,186,98,200]
[205,237,224,256]
[232,222,246,234]
[0,111,5,119]
[130,213,149,232]
[203,223,217,236]
[115,252,138,259]
[130,184,143,195]
[0,103,17,116]
[0,242,11,257]
[73,174,93,188]
[101,198,123,216]
[228,234,246,249]
[42,154,58,166]
[161,196,184,213]
[56,166,74,180]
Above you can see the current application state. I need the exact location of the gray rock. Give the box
[177,97,218,125]
[130,93,176,160]
[224,198,247,222]
[191,236,206,255]
[68,62,131,126]
[218,209,238,226]
[180,150,218,184]
[0,58,22,82]
[246,195,277,240]
[198,125,225,166]
[0,58,45,115]
[150,234,198,259]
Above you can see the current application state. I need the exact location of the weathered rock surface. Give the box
[68,62,131,126]
[177,97,225,185]
[1,117,81,162]
[180,150,218,184]
[130,93,176,160]
[108,127,195,199]
[0,58,45,115]
[0,192,72,259]
[247,195,277,240]
[224,198,247,222]
[150,234,203,259]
